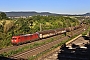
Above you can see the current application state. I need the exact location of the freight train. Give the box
[11,25,82,45]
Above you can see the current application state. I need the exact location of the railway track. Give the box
[8,25,88,60]
[10,36,69,59]
[41,35,90,60]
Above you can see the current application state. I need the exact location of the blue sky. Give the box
[0,0,90,14]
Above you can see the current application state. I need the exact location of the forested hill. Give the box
[83,13,90,16]
[4,11,90,17]
[5,12,60,17]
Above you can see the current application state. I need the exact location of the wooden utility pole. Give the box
[88,31,90,44]
[40,23,42,31]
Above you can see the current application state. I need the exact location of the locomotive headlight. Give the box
[15,40,17,42]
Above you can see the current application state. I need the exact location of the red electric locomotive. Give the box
[11,33,39,45]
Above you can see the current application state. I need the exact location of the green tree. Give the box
[0,12,7,20]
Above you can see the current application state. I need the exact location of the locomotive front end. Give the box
[11,36,19,45]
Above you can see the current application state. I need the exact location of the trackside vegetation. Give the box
[0,12,80,48]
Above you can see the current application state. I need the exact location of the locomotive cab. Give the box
[11,36,19,45]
